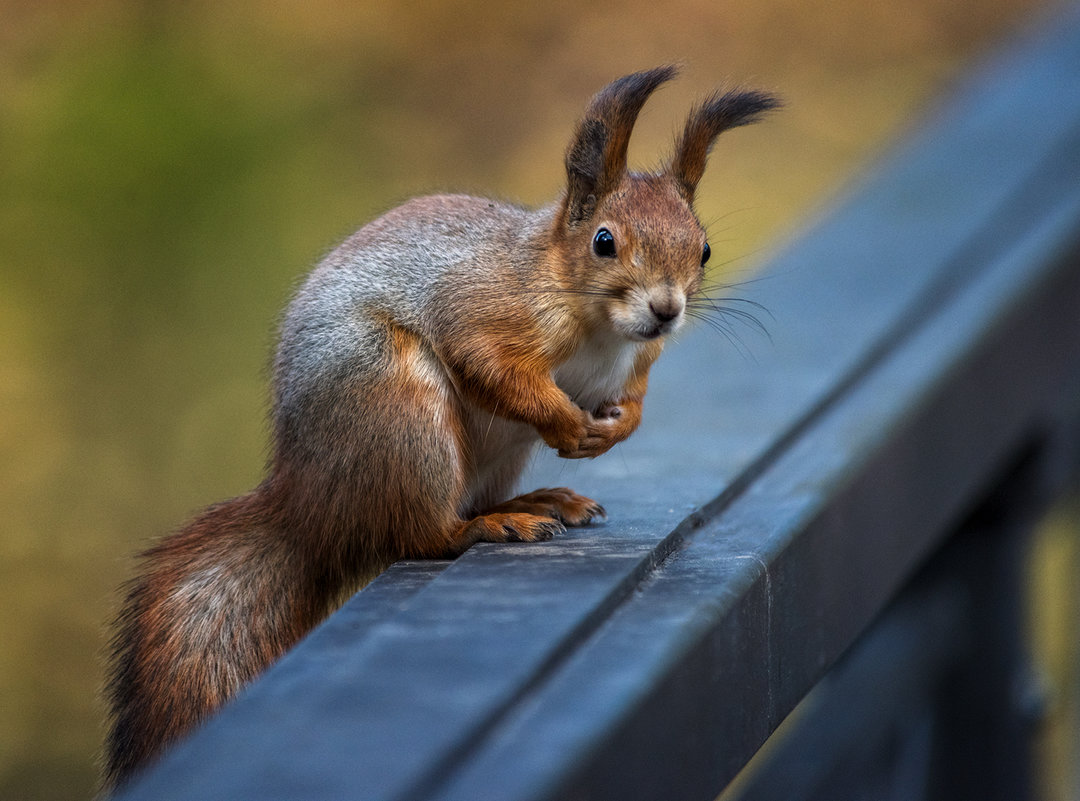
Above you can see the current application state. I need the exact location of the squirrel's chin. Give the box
[618,319,681,341]
[619,326,665,342]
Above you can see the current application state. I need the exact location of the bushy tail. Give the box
[103,488,318,789]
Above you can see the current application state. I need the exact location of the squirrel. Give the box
[103,65,778,789]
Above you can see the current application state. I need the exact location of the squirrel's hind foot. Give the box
[483,487,606,527]
[447,488,605,555]
[457,512,565,548]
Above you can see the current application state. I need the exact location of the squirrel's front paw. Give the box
[554,412,620,459]
[594,403,623,420]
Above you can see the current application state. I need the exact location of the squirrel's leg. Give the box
[370,326,574,559]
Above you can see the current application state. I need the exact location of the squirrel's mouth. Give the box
[608,292,685,342]
[638,326,665,340]
[613,312,682,342]
[625,319,677,341]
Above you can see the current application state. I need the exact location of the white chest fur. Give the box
[553,332,643,413]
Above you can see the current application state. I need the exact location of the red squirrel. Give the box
[103,65,778,788]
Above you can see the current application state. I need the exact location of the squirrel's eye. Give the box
[593,228,617,258]
[701,242,711,267]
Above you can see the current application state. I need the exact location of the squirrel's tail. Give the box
[102,487,320,790]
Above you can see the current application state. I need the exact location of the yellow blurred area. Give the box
[0,1,1073,798]
[1030,496,1080,801]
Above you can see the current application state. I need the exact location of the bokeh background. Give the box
[1,1,1076,798]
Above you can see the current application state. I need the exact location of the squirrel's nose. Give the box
[649,297,684,324]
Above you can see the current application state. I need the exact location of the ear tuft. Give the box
[563,66,679,224]
[669,89,781,200]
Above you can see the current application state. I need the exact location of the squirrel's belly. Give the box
[461,409,537,513]
[554,334,642,413]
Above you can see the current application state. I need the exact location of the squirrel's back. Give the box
[275,194,544,408]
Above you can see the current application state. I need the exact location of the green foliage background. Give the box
[0,1,1073,798]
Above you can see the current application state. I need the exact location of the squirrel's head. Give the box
[556,66,779,342]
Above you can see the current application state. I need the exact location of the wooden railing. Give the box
[116,5,1080,800]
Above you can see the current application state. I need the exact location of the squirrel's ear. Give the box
[563,66,679,225]
[668,89,780,201]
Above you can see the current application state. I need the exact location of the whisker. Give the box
[702,207,756,229]
[688,299,772,342]
[684,309,758,363]
[698,271,774,291]
[691,294,774,318]
[461,286,620,300]
[703,251,763,274]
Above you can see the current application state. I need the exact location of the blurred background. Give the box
[1,0,1075,798]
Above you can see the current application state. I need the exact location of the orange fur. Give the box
[103,66,777,790]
